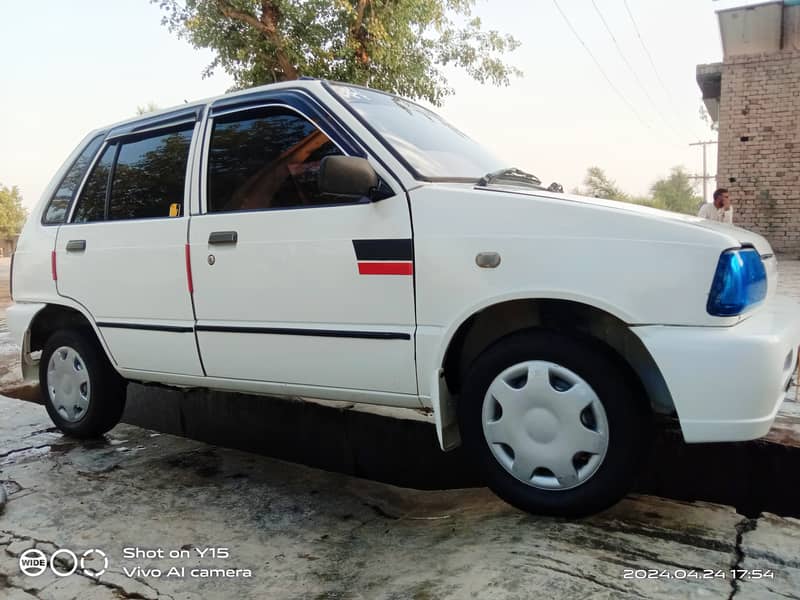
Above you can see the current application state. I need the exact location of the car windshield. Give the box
[331,83,506,180]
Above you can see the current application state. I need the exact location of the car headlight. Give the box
[707,248,767,316]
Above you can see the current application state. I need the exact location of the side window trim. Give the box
[106,106,202,140]
[200,103,352,216]
[102,144,122,221]
[185,114,206,218]
[41,134,106,226]
[66,140,113,224]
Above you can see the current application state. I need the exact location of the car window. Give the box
[72,144,115,224]
[108,126,193,221]
[207,107,345,213]
[43,134,104,225]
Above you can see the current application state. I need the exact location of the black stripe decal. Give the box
[196,325,410,340]
[353,239,413,261]
[97,322,194,333]
[98,322,410,340]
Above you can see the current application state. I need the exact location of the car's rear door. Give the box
[55,110,204,376]
[188,92,417,398]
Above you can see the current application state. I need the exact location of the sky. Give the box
[0,0,744,210]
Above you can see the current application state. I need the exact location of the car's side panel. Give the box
[115,367,422,408]
[6,297,120,382]
[12,130,108,306]
[55,218,203,375]
[190,203,417,393]
[54,119,205,376]
[12,224,58,305]
[188,96,418,396]
[408,183,749,448]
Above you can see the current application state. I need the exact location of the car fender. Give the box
[422,289,636,451]
[7,299,117,383]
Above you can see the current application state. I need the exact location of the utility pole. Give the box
[689,140,718,203]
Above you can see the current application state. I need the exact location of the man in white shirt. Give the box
[698,188,733,224]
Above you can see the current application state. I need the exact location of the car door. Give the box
[55,113,204,376]
[189,96,417,397]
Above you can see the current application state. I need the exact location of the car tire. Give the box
[459,329,651,517]
[39,329,127,438]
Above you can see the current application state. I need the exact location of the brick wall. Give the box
[717,50,800,254]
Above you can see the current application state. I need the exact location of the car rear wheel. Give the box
[40,329,127,438]
[459,329,650,517]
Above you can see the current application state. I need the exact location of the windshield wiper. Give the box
[478,167,542,188]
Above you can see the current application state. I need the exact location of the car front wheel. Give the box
[459,329,651,517]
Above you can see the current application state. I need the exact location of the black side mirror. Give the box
[318,156,379,200]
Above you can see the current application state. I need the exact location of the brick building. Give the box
[698,1,800,254]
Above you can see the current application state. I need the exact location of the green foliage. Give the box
[578,166,629,201]
[152,0,521,105]
[576,166,701,215]
[0,184,27,237]
[649,166,701,215]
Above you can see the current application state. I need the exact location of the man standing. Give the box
[698,188,733,224]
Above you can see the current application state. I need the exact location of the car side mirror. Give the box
[318,156,379,200]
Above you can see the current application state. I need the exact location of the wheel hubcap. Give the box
[47,346,91,423]
[481,360,609,491]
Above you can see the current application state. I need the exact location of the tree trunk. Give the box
[216,0,299,80]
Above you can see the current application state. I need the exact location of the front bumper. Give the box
[633,295,800,443]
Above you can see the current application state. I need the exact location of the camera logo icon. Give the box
[81,549,108,578]
[18,547,108,578]
[18,549,48,577]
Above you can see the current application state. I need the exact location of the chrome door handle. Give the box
[66,240,86,252]
[208,231,238,245]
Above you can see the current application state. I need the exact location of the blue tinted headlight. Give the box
[707,248,767,316]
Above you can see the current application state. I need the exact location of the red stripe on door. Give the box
[185,244,194,294]
[357,261,413,275]
[51,250,57,281]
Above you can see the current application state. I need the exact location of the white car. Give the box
[8,80,800,516]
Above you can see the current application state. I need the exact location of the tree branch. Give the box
[350,0,371,65]
[215,0,298,79]
[353,0,369,33]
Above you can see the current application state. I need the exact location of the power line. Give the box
[622,0,683,124]
[552,0,653,132]
[590,0,681,142]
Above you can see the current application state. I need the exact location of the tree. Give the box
[153,0,521,105]
[0,185,27,237]
[578,167,629,201]
[649,166,701,215]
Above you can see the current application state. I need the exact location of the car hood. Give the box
[477,184,773,256]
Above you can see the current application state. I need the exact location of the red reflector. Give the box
[357,261,413,275]
[185,244,193,294]
[9,252,14,301]
[51,250,57,281]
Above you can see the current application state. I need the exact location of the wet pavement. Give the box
[2,395,800,600]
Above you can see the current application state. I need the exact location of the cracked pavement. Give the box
[1,396,799,599]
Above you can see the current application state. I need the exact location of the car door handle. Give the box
[66,240,86,252]
[208,231,238,245]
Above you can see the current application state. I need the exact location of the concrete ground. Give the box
[0,258,799,599]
